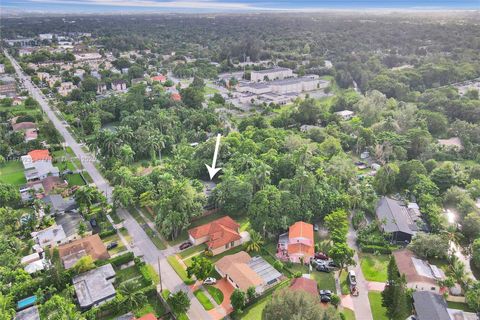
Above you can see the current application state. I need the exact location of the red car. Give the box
[315,252,328,260]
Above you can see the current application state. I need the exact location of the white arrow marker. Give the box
[205,133,222,180]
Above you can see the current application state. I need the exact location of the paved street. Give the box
[6,51,211,320]
[346,223,374,320]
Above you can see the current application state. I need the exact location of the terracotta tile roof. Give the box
[171,92,181,101]
[289,221,314,240]
[216,251,263,291]
[151,75,166,83]
[288,221,314,257]
[189,216,241,249]
[28,149,51,162]
[289,277,319,298]
[58,234,109,269]
[135,313,157,320]
[393,249,436,286]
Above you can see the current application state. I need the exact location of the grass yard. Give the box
[178,243,207,259]
[342,308,356,320]
[340,271,350,295]
[194,289,214,310]
[360,253,389,282]
[0,161,26,185]
[103,233,127,255]
[207,286,224,304]
[240,296,270,320]
[82,171,93,183]
[66,173,86,186]
[134,293,167,318]
[311,271,337,293]
[447,301,476,312]
[115,265,142,284]
[167,255,195,285]
[368,292,388,320]
[130,208,166,250]
[204,86,220,95]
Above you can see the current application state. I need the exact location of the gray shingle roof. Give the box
[376,197,416,235]
[413,291,450,320]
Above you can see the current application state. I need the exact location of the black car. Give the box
[107,242,118,250]
[328,260,339,268]
[319,290,332,297]
[320,295,331,303]
[316,264,330,273]
[179,241,193,250]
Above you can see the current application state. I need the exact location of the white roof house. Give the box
[335,110,355,120]
[31,225,67,248]
[73,264,116,309]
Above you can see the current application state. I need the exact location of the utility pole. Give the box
[158,256,163,292]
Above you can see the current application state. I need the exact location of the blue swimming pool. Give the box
[17,295,36,310]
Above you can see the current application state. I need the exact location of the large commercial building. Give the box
[250,67,293,82]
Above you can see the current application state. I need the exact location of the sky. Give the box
[1,0,479,13]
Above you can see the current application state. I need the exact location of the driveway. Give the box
[6,51,211,320]
[346,222,374,320]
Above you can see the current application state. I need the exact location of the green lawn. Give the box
[66,173,86,186]
[206,286,224,304]
[115,265,142,284]
[368,292,388,320]
[167,255,195,285]
[360,254,389,282]
[340,271,350,295]
[311,271,337,293]
[194,289,214,310]
[342,308,356,320]
[134,293,167,318]
[179,243,207,259]
[130,208,166,250]
[0,161,26,185]
[240,296,270,320]
[204,86,220,95]
[102,233,127,255]
[447,301,476,312]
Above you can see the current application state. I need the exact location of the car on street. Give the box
[203,277,217,285]
[107,242,118,250]
[179,241,193,250]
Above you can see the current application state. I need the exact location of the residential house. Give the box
[250,67,293,82]
[131,78,146,85]
[58,234,109,269]
[393,249,445,293]
[376,196,419,243]
[21,251,48,274]
[73,264,116,309]
[412,291,477,320]
[37,72,50,82]
[15,306,40,320]
[97,83,107,94]
[438,137,464,151]
[41,176,68,194]
[111,79,127,91]
[12,122,38,142]
[58,82,76,97]
[188,216,243,255]
[215,251,282,294]
[289,276,320,300]
[0,82,17,97]
[19,48,34,57]
[74,69,86,79]
[31,225,67,248]
[55,210,92,242]
[42,194,78,215]
[151,74,167,83]
[47,76,61,88]
[277,221,315,263]
[335,110,355,121]
[21,150,60,182]
[171,92,181,101]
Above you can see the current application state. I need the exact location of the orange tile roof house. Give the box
[215,251,282,294]
[277,221,315,263]
[188,216,242,255]
[289,277,320,299]
[58,234,110,269]
[151,75,167,83]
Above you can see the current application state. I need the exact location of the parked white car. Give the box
[203,277,217,285]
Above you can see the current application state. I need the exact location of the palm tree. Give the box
[74,186,95,213]
[116,125,134,144]
[448,259,467,287]
[250,162,271,192]
[246,230,264,253]
[118,281,146,309]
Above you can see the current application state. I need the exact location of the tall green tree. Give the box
[186,256,213,281]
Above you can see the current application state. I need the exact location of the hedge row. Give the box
[99,229,116,239]
[96,252,134,268]
[359,244,393,254]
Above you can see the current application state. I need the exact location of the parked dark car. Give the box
[315,252,328,260]
[179,241,193,250]
[320,295,331,303]
[89,218,97,228]
[107,242,118,250]
[319,290,332,297]
[316,264,330,273]
[328,260,339,268]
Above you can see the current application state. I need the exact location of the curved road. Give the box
[6,51,211,320]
